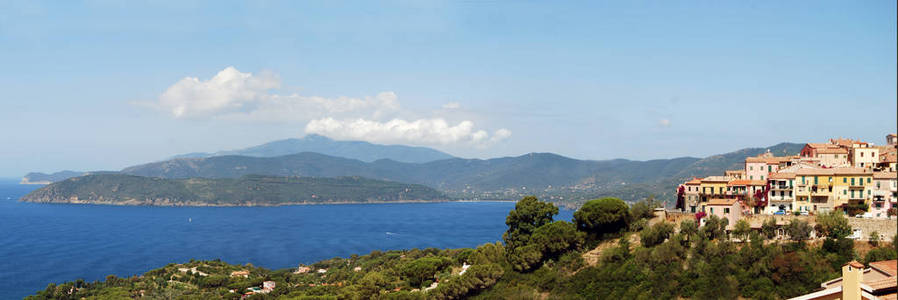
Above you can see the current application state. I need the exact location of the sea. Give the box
[0,179,573,299]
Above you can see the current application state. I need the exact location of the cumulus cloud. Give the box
[305,118,511,146]
[148,67,511,147]
[154,66,399,121]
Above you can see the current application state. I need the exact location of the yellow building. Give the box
[832,167,873,211]
[699,176,730,202]
[794,168,835,212]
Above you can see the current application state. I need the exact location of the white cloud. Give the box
[305,117,511,146]
[154,66,399,121]
[149,67,510,147]
[658,118,671,127]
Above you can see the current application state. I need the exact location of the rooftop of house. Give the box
[769,172,797,179]
[816,148,849,154]
[685,178,702,185]
[727,179,767,186]
[870,260,898,277]
[702,176,731,183]
[874,172,897,180]
[706,198,738,206]
[832,167,873,175]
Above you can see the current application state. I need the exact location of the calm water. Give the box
[0,179,573,299]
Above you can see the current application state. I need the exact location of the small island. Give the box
[19,174,447,206]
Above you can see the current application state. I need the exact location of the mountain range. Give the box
[21,134,805,206]
[169,134,455,163]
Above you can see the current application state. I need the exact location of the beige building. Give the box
[789,260,896,300]
[871,172,897,218]
[683,178,702,213]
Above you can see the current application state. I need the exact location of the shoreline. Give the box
[18,198,520,207]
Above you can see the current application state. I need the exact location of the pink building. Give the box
[701,198,743,230]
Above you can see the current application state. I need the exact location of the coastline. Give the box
[18,198,519,207]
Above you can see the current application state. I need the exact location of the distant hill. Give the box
[122,143,804,205]
[170,134,455,163]
[20,174,447,206]
[21,171,86,184]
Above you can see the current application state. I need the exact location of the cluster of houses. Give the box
[677,134,898,220]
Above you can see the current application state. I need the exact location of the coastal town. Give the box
[677,134,898,221]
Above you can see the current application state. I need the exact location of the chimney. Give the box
[841,261,864,300]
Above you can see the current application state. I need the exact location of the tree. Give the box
[400,257,451,288]
[785,220,812,242]
[761,218,777,240]
[629,195,659,222]
[680,219,698,239]
[574,197,630,239]
[640,222,674,247]
[530,221,585,257]
[503,196,558,251]
[815,211,851,239]
[870,231,881,247]
[733,219,751,242]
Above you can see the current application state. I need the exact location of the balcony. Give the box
[770,185,792,190]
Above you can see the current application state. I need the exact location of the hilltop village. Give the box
[677,134,898,220]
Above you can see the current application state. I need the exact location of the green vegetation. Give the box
[118,143,804,205]
[29,195,894,300]
[20,174,446,206]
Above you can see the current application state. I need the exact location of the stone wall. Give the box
[847,218,897,241]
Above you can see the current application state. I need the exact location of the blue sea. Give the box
[0,179,573,299]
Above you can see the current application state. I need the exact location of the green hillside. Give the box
[20,174,447,206]
[122,143,804,205]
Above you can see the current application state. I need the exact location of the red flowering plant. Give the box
[694,211,707,220]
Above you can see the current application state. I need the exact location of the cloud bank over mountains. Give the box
[148,67,510,147]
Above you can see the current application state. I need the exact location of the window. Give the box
[843,178,847,183]
[710,207,714,214]
[867,178,871,183]
[768,166,772,172]
[724,208,730,214]
[843,190,847,195]
[750,175,754,180]
[851,178,855,185]
[761,175,765,180]
[814,176,818,184]
[750,166,753,171]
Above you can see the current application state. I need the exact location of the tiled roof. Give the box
[702,176,730,182]
[870,260,898,276]
[796,168,836,175]
[874,172,897,180]
[832,167,872,175]
[817,148,849,154]
[848,261,865,269]
[707,198,738,206]
[770,172,796,179]
[685,178,702,185]
[866,276,898,291]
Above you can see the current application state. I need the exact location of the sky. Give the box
[0,1,896,177]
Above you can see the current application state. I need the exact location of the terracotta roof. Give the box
[867,276,898,291]
[706,198,738,206]
[702,176,730,183]
[685,177,702,185]
[881,152,897,163]
[796,168,836,176]
[874,172,897,180]
[727,180,751,186]
[770,172,796,179]
[817,148,849,154]
[848,261,865,269]
[870,260,898,277]
[832,167,872,175]
[831,138,868,147]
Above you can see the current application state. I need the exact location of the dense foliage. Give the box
[21,174,446,205]
[29,195,896,300]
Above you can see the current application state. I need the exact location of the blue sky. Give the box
[1,1,895,177]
